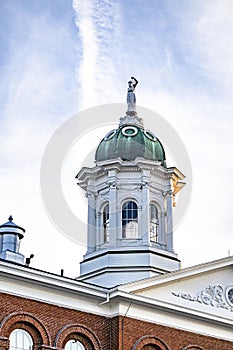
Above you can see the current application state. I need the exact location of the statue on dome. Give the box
[127,76,138,112]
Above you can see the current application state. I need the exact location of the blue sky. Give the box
[0,0,233,276]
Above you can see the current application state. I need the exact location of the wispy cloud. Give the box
[72,0,122,108]
[0,2,82,275]
[194,1,233,93]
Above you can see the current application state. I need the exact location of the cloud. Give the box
[0,1,83,276]
[164,0,233,97]
[72,0,122,108]
[0,2,80,165]
[194,1,233,84]
[1,0,233,275]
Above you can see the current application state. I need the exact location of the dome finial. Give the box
[127,76,138,115]
[8,215,13,222]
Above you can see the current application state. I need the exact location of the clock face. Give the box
[226,286,233,306]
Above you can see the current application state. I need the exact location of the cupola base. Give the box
[0,250,25,264]
[78,246,180,288]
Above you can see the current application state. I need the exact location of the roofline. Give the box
[116,255,233,293]
[107,289,233,330]
[0,259,108,299]
[1,257,232,334]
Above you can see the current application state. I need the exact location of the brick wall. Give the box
[0,292,232,350]
[120,316,233,350]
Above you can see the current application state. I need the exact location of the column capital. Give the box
[162,190,173,197]
[141,180,150,188]
[108,180,117,189]
[86,190,97,198]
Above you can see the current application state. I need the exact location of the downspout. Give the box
[98,292,110,305]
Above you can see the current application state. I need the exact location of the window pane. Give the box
[150,204,158,220]
[122,201,138,238]
[103,204,109,242]
[150,204,158,242]
[10,329,33,350]
[64,339,86,350]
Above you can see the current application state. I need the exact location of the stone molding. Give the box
[54,324,101,350]
[132,335,169,350]
[0,312,51,346]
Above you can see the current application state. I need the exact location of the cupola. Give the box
[0,216,25,264]
[76,77,185,287]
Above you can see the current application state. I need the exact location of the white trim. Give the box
[121,126,138,137]
[118,256,233,293]
[144,129,157,141]
[104,129,117,140]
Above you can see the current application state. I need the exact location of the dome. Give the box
[95,125,166,166]
[0,215,25,239]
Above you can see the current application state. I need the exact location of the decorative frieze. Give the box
[172,285,233,312]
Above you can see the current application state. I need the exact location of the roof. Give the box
[95,125,166,165]
[0,256,232,341]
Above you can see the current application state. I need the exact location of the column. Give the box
[87,192,96,253]
[141,182,150,245]
[96,211,101,249]
[166,191,173,251]
[109,181,117,246]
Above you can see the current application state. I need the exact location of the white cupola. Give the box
[76,78,185,287]
[0,216,25,264]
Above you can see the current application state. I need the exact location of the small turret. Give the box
[0,216,25,264]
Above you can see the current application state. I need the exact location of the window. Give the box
[0,234,2,251]
[122,201,138,238]
[10,329,33,350]
[150,203,158,242]
[64,339,85,350]
[102,204,109,242]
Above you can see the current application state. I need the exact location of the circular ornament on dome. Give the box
[226,286,233,306]
[121,126,138,137]
[104,129,117,140]
[144,129,157,141]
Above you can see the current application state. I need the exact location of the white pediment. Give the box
[119,256,233,321]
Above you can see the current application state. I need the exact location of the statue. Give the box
[127,76,138,112]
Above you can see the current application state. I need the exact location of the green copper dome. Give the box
[95,125,166,166]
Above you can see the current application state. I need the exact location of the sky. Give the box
[0,0,233,277]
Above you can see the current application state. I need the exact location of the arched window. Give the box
[142,346,161,350]
[122,201,138,238]
[150,203,158,242]
[64,339,86,350]
[102,204,109,242]
[10,329,33,350]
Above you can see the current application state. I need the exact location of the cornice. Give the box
[77,158,181,189]
[0,259,107,299]
[107,289,233,334]
[117,256,233,293]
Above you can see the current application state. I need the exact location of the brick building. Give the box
[0,79,232,349]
